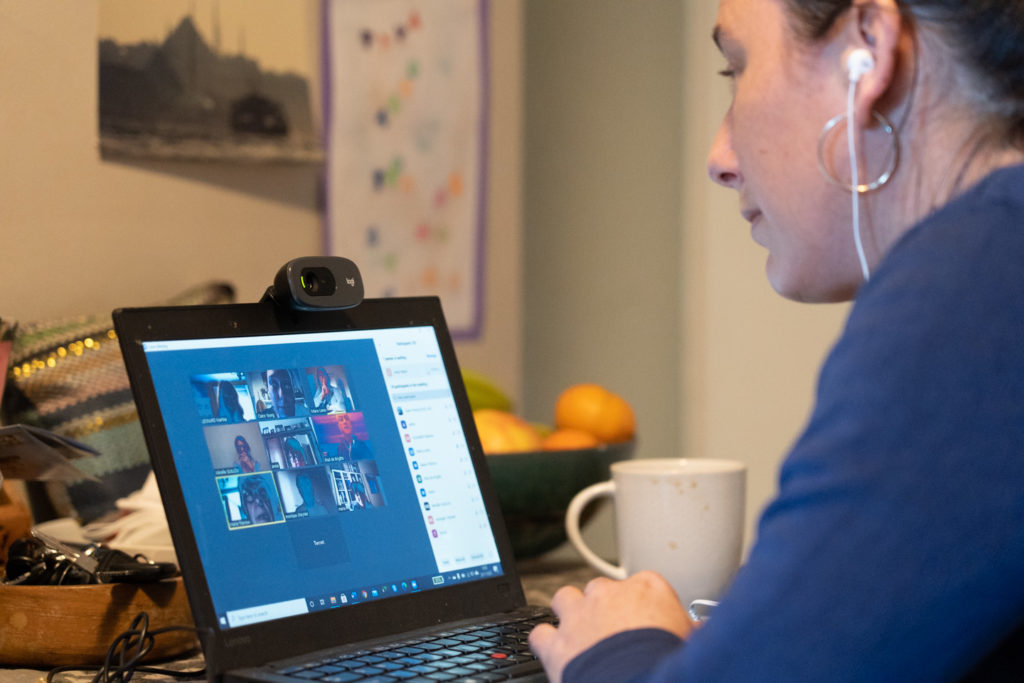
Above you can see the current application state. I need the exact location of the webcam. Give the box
[263,257,364,311]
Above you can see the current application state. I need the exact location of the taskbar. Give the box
[220,562,504,629]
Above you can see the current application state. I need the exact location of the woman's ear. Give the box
[847,0,902,129]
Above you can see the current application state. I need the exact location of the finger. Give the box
[549,584,583,615]
[583,576,616,595]
[528,621,556,652]
[528,624,563,683]
[631,569,672,587]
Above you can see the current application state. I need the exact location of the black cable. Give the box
[46,611,205,683]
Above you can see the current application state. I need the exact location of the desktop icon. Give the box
[420,488,426,497]
[412,461,419,469]
[397,406,404,415]
[416,475,423,483]
[431,529,438,538]
[340,594,348,604]
[423,501,431,510]
[411,580,419,589]
[402,581,408,591]
[372,588,379,597]
[428,515,434,524]
[392,584,398,593]
[361,590,369,599]
[401,420,407,429]
[408,447,415,456]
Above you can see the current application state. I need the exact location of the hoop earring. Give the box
[817,110,899,193]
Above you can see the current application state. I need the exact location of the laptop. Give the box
[113,296,551,682]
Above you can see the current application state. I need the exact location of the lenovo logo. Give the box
[225,635,252,648]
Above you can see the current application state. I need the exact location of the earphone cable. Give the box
[848,76,871,281]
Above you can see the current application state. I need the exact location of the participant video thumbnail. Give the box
[261,418,320,469]
[327,460,387,511]
[311,412,373,462]
[219,472,284,529]
[191,372,257,424]
[249,368,309,420]
[303,365,357,414]
[275,466,337,518]
[205,421,269,475]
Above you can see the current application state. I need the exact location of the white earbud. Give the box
[846,48,875,83]
[844,48,875,281]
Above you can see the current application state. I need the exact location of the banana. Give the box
[461,369,513,412]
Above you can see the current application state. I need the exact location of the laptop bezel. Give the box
[113,297,527,677]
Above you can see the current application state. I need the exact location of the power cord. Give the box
[46,611,205,683]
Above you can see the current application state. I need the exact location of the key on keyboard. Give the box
[275,611,554,682]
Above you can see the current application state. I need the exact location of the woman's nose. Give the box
[707,121,741,189]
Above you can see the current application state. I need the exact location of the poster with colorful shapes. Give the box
[325,0,487,338]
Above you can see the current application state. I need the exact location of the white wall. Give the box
[0,0,522,400]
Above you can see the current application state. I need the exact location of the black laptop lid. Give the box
[114,298,525,676]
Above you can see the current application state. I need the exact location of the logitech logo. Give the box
[346,277,356,287]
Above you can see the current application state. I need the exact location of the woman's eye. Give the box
[718,68,736,79]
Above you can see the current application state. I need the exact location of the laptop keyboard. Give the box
[274,611,554,682]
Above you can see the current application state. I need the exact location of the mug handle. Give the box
[565,481,627,580]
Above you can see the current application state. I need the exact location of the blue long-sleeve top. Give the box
[565,163,1024,682]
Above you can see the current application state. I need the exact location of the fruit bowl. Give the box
[485,439,635,559]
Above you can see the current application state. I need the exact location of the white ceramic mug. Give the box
[566,458,746,610]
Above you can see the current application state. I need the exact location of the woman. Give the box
[218,380,245,422]
[312,367,334,411]
[284,437,308,468]
[234,435,259,473]
[531,1,1024,680]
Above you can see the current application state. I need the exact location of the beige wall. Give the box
[3,0,851,557]
[679,2,849,545]
[523,0,849,556]
[0,0,522,399]
[522,0,683,557]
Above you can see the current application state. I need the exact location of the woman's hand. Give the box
[529,571,694,683]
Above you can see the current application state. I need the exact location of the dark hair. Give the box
[783,1,1024,146]
[220,379,241,414]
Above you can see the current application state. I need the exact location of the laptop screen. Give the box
[140,324,502,630]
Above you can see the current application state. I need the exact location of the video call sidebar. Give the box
[375,331,500,575]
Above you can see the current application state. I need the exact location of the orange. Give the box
[554,383,635,444]
[541,428,601,451]
[473,409,543,454]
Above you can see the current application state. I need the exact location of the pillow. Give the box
[1,282,235,523]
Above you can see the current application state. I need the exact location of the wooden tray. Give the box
[0,577,197,667]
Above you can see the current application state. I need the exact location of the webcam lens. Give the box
[300,267,337,296]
